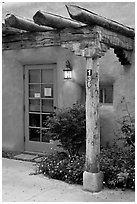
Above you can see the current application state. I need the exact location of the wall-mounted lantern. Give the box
[63,60,72,79]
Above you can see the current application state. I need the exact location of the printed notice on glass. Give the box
[44,88,52,97]
[34,93,40,98]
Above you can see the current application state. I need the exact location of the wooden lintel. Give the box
[94,26,134,51]
[2,31,60,50]
[2,26,134,52]
[2,41,60,50]
[59,27,98,42]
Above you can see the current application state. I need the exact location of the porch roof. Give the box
[2,4,134,36]
[2,4,134,65]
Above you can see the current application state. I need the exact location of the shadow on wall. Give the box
[99,104,116,147]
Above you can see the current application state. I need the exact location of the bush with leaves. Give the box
[40,99,135,189]
[100,142,135,190]
[44,103,86,156]
[100,97,135,190]
[37,152,85,184]
[117,96,135,148]
[36,142,134,189]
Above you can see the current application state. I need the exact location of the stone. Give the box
[83,171,104,192]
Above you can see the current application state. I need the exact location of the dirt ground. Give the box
[2,158,135,202]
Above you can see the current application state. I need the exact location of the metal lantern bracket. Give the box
[63,60,72,79]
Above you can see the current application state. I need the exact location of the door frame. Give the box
[24,63,59,153]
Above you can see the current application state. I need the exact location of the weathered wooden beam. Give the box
[2,31,60,50]
[2,23,23,35]
[60,26,134,51]
[95,26,134,51]
[33,10,85,29]
[5,14,54,32]
[66,4,135,38]
[2,26,134,52]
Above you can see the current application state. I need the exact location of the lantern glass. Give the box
[64,70,72,79]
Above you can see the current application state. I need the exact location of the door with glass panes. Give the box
[24,64,57,152]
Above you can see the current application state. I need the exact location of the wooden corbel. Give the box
[61,37,110,59]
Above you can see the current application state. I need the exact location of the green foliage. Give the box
[100,142,135,190]
[117,97,135,148]
[37,141,135,189]
[100,97,135,190]
[40,99,135,190]
[44,103,86,156]
[37,152,85,184]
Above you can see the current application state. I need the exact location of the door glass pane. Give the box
[29,114,40,127]
[42,129,50,143]
[42,69,53,83]
[29,99,40,112]
[42,114,50,127]
[29,85,40,98]
[29,69,40,83]
[29,128,40,141]
[42,99,53,113]
[41,84,53,98]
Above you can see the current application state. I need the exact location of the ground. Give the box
[2,158,135,202]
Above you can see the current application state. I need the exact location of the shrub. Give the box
[36,142,134,189]
[117,96,135,148]
[100,142,135,190]
[40,99,135,190]
[37,152,85,184]
[44,103,86,156]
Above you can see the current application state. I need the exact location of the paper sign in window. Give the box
[44,88,52,97]
[34,93,40,98]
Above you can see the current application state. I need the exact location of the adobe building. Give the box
[2,6,135,154]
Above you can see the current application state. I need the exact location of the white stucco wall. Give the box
[2,46,85,151]
[2,52,24,151]
[99,48,135,145]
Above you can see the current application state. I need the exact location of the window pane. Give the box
[29,69,40,83]
[41,84,53,98]
[99,89,103,103]
[42,99,53,113]
[29,99,40,112]
[29,114,40,127]
[42,69,53,83]
[42,129,50,143]
[105,86,113,103]
[29,84,40,98]
[29,128,40,142]
[99,85,113,103]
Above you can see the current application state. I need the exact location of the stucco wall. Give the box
[2,46,85,151]
[2,46,135,151]
[99,48,135,146]
[2,52,24,151]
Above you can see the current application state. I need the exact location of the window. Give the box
[99,85,113,103]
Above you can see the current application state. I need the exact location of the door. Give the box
[24,64,58,153]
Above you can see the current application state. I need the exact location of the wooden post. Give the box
[83,51,103,192]
[85,57,100,173]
